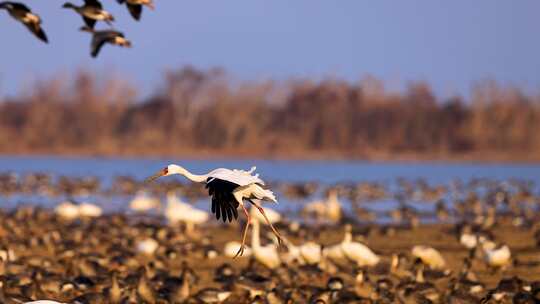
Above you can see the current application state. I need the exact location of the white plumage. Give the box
[207,166,266,187]
[411,245,446,269]
[55,201,79,220]
[460,233,478,250]
[299,241,322,265]
[339,225,379,267]
[136,238,159,255]
[484,244,511,268]
[129,192,161,212]
[251,218,281,269]
[78,202,102,217]
[342,241,380,267]
[165,192,209,228]
[302,189,342,222]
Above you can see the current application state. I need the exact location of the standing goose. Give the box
[146,164,283,257]
[0,2,48,43]
[117,0,154,21]
[62,0,114,29]
[80,26,132,58]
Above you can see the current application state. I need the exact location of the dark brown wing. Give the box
[4,2,31,12]
[205,178,239,223]
[24,22,48,43]
[83,16,96,29]
[84,0,102,9]
[126,3,142,20]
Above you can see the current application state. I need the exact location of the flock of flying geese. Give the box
[0,0,154,57]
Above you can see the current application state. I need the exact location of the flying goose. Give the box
[117,0,154,21]
[0,2,48,43]
[63,0,114,29]
[80,26,132,58]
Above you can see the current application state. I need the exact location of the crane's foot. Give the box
[234,245,245,258]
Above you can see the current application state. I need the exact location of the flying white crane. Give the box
[147,164,282,257]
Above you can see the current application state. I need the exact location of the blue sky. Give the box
[1,0,539,99]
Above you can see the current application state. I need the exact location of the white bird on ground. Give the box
[129,191,160,212]
[411,245,446,269]
[340,225,380,267]
[460,232,478,250]
[78,202,102,217]
[483,243,511,269]
[165,192,209,233]
[322,224,356,266]
[136,238,159,255]
[251,218,281,269]
[55,201,80,220]
[299,241,322,265]
[302,189,342,222]
[147,164,281,257]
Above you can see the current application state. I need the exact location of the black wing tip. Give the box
[38,31,48,43]
[128,5,142,21]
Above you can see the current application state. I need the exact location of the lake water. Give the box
[1,156,539,184]
[1,156,539,219]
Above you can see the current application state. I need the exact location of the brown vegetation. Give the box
[1,67,539,160]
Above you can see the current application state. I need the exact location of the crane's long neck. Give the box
[251,219,261,249]
[172,166,207,183]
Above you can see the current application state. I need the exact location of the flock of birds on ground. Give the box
[1,164,540,303]
[0,0,153,57]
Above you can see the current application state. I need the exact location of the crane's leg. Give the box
[233,191,251,258]
[249,199,283,248]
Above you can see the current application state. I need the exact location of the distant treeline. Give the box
[1,67,539,160]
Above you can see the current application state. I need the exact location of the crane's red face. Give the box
[145,167,168,183]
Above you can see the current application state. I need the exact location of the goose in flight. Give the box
[117,0,154,21]
[0,1,48,43]
[147,164,282,256]
[80,26,132,57]
[63,0,114,29]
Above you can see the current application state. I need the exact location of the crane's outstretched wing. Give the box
[205,178,239,223]
[208,168,265,186]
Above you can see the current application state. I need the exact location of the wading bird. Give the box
[0,1,48,43]
[117,0,154,21]
[63,0,114,28]
[146,164,282,257]
[80,26,131,57]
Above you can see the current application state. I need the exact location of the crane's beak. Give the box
[145,168,167,183]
